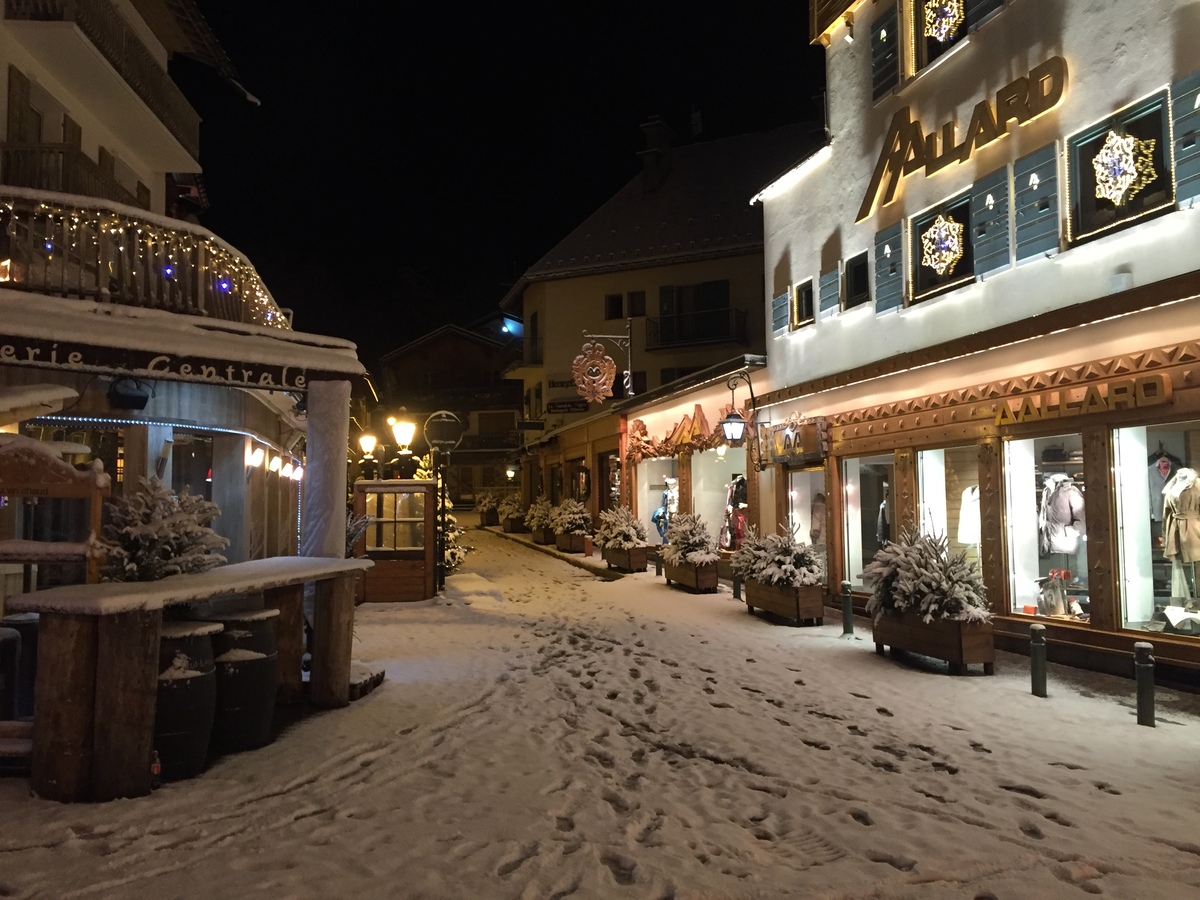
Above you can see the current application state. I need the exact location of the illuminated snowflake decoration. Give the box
[920,214,965,276]
[924,0,964,42]
[1092,129,1157,206]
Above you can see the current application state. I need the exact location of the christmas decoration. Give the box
[524,496,554,532]
[98,476,228,581]
[920,214,965,276]
[924,0,964,42]
[1092,130,1157,206]
[862,529,989,623]
[729,527,824,588]
[661,513,720,567]
[593,507,647,551]
[549,498,591,536]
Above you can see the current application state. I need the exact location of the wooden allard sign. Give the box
[767,417,831,465]
[857,56,1068,221]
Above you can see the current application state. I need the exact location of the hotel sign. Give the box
[857,56,1068,221]
[993,373,1172,426]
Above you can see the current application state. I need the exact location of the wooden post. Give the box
[264,582,306,705]
[91,608,161,802]
[31,613,98,803]
[310,574,354,708]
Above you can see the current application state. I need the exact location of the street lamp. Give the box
[390,413,418,478]
[358,432,379,479]
[719,369,765,472]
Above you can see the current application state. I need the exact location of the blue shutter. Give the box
[1174,69,1200,207]
[818,268,840,317]
[873,223,904,314]
[970,165,1011,277]
[770,291,789,332]
[871,5,899,100]
[1014,144,1060,262]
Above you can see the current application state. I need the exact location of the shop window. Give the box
[1114,421,1200,635]
[604,293,623,319]
[788,468,828,583]
[628,290,646,317]
[843,453,895,590]
[598,450,621,512]
[1173,69,1200,207]
[771,291,789,333]
[917,445,980,570]
[871,4,899,100]
[874,224,903,314]
[910,193,974,303]
[1067,92,1174,245]
[693,450,741,550]
[1004,434,1090,622]
[971,164,1012,276]
[842,253,870,310]
[639,458,679,545]
[792,280,815,329]
[1013,145,1059,262]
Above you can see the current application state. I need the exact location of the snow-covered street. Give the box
[4,525,1200,899]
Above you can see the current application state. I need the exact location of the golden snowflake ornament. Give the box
[1092,129,1157,206]
[924,0,964,42]
[920,214,965,276]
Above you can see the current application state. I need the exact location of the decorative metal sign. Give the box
[858,56,1068,221]
[572,341,616,403]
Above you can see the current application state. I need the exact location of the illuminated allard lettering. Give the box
[858,56,1068,222]
[993,373,1171,425]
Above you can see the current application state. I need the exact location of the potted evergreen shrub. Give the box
[862,529,995,675]
[594,507,648,573]
[730,527,826,625]
[525,496,555,544]
[498,494,527,533]
[550,498,592,554]
[661,512,720,593]
[475,489,500,527]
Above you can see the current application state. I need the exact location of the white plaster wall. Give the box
[763,0,1200,397]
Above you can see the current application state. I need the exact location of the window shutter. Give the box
[770,291,789,332]
[1014,144,1060,263]
[970,165,1011,277]
[871,5,899,100]
[818,268,840,317]
[873,223,903,313]
[1173,69,1200,207]
[965,0,1005,31]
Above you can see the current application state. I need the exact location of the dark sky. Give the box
[172,3,826,368]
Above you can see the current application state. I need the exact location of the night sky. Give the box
[172,2,826,368]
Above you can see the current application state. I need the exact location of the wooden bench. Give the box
[6,556,373,803]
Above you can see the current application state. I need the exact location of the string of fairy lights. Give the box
[0,194,289,330]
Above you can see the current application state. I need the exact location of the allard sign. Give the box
[857,56,1068,221]
[993,373,1172,426]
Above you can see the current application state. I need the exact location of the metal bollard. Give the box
[1030,623,1047,698]
[840,581,855,637]
[654,555,663,577]
[733,575,742,600]
[1134,641,1155,727]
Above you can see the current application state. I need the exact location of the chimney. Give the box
[638,116,676,193]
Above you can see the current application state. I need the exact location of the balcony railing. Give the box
[0,187,289,328]
[1,143,141,208]
[5,0,201,159]
[645,308,748,351]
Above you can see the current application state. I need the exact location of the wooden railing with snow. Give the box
[6,555,373,803]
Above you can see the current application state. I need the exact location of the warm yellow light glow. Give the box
[358,433,377,456]
[0,259,10,282]
[291,466,304,481]
[391,420,416,448]
[248,446,265,468]
[281,462,294,478]
[269,455,282,472]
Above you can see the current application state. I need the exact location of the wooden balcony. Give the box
[1,143,141,209]
[645,309,748,351]
[5,0,201,160]
[0,188,289,328]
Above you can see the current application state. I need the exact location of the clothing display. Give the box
[719,475,748,551]
[1162,468,1200,564]
[1149,455,1177,522]
[1039,473,1086,556]
[810,492,826,546]
[958,485,981,544]
[652,477,679,540]
[877,483,890,544]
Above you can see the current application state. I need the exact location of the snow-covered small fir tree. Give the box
[593,507,646,550]
[99,476,229,582]
[661,512,720,567]
[416,452,471,573]
[524,496,553,531]
[862,529,989,624]
[730,527,824,587]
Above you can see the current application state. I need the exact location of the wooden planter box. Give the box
[555,532,592,555]
[663,560,718,593]
[531,526,555,545]
[872,609,995,675]
[480,509,500,526]
[502,516,528,533]
[745,580,825,625]
[602,545,648,573]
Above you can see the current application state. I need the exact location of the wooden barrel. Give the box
[208,609,279,753]
[155,621,221,781]
[1,613,38,719]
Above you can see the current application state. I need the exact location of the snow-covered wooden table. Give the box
[7,556,373,803]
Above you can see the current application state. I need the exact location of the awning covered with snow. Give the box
[0,383,79,427]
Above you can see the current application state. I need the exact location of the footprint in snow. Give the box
[876,707,893,717]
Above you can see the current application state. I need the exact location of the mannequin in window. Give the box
[958,485,980,545]
[652,477,679,541]
[1039,473,1086,556]
[876,482,890,544]
[1163,467,1200,599]
[1149,450,1179,544]
[810,492,826,546]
